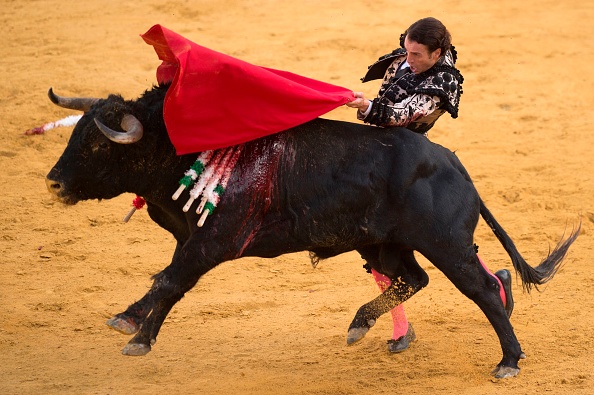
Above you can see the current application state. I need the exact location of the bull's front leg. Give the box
[120,269,200,356]
[106,242,185,335]
[113,240,217,356]
[105,290,155,335]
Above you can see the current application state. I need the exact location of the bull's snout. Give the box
[45,177,62,197]
[44,176,80,205]
[45,173,79,205]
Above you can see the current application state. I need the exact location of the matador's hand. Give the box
[345,92,370,111]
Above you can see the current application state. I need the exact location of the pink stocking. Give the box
[477,254,506,306]
[370,269,409,339]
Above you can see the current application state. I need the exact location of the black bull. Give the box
[45,85,579,378]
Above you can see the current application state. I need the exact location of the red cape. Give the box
[141,24,355,155]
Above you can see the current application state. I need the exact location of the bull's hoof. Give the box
[106,316,139,335]
[491,365,520,378]
[346,319,376,345]
[122,342,151,356]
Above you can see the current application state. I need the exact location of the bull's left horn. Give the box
[48,88,99,112]
[94,114,144,144]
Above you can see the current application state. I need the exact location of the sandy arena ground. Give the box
[1,1,593,394]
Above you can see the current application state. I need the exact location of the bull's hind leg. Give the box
[423,246,524,378]
[348,245,428,344]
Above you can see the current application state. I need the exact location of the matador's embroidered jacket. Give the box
[359,46,464,135]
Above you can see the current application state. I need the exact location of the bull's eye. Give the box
[92,140,110,153]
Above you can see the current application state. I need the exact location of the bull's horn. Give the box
[48,87,99,112]
[94,114,144,144]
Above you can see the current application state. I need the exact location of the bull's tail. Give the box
[479,198,580,293]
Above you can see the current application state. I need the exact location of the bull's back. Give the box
[238,119,474,255]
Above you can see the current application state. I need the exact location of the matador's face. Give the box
[404,36,441,75]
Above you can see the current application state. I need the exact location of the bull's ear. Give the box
[94,114,144,144]
[48,88,99,112]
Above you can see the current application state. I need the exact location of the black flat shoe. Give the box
[495,269,514,318]
[387,323,416,353]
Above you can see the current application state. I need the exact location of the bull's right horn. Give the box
[94,114,144,144]
[48,87,99,112]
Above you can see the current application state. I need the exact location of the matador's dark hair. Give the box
[400,17,452,55]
